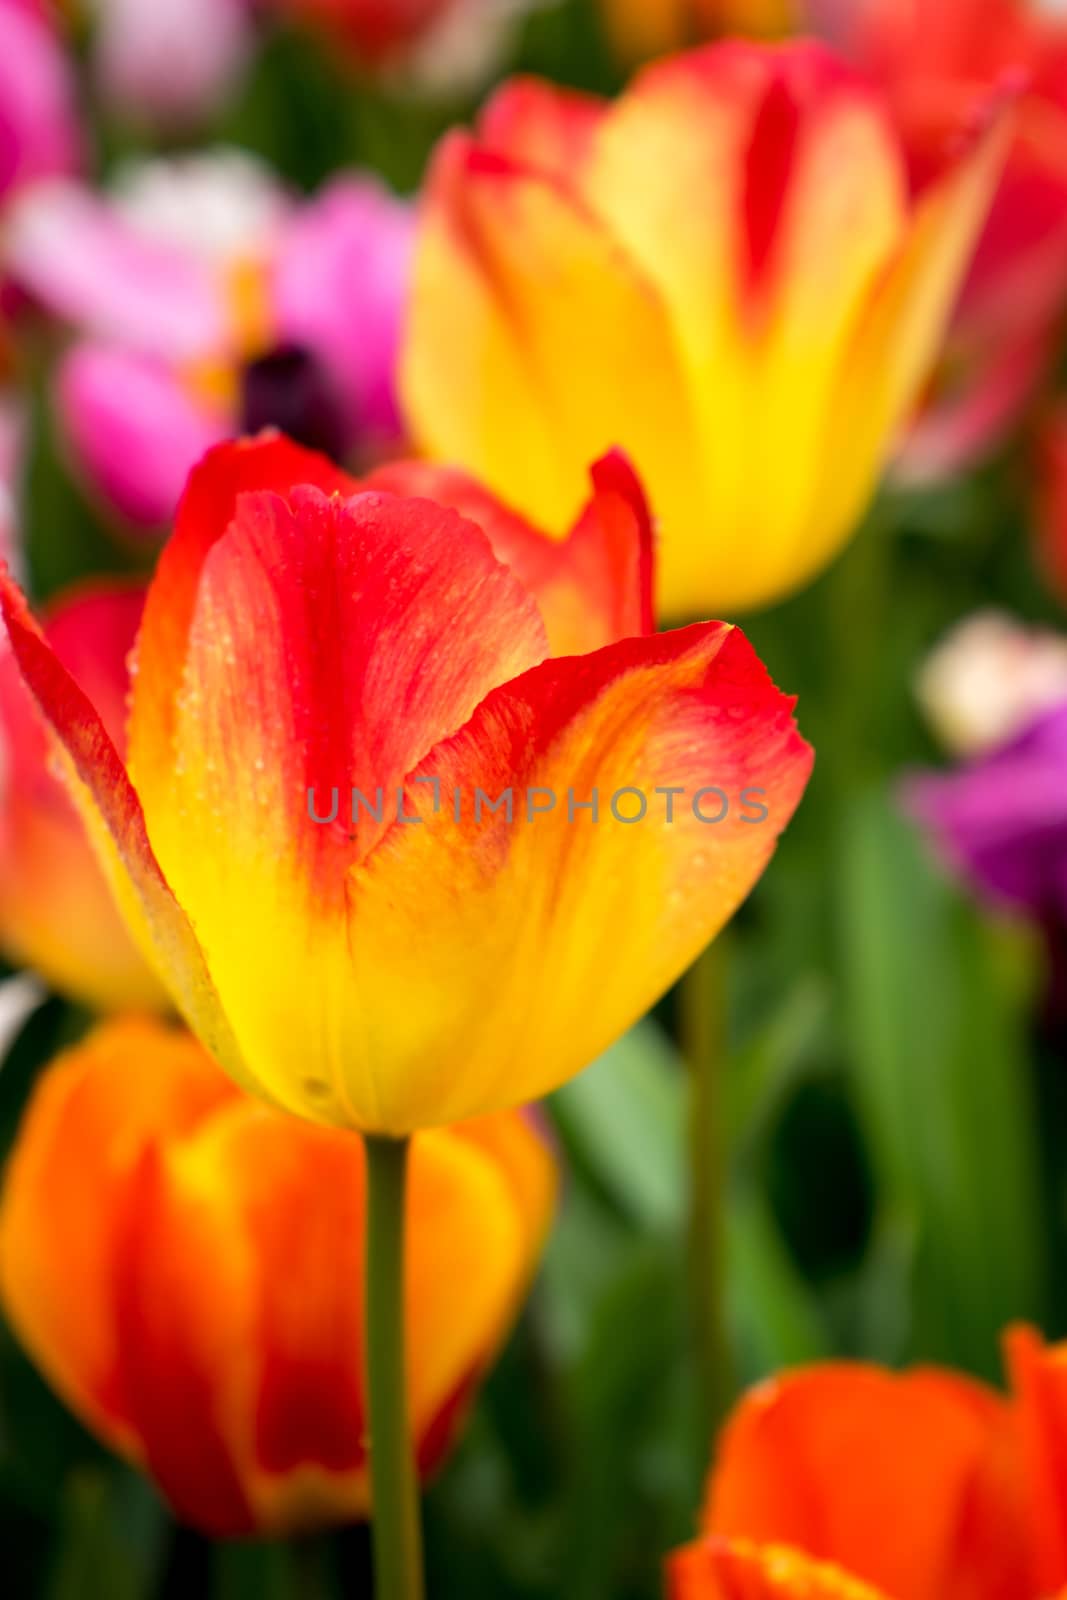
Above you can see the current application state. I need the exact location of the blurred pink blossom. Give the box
[86,0,255,128]
[4,150,414,534]
[0,0,80,580]
[917,609,1067,756]
[0,0,81,203]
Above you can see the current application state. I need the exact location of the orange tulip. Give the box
[402,41,1010,615]
[671,1539,892,1600]
[0,1015,556,1536]
[669,1361,1031,1599]
[0,431,812,1134]
[0,582,167,1011]
[1006,1325,1067,1596]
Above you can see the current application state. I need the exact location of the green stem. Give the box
[681,938,735,1436]
[365,1135,425,1600]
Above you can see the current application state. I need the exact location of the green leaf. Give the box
[837,787,1044,1377]
[549,1021,685,1233]
[728,1191,828,1376]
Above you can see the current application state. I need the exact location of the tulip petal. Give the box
[0,581,168,1009]
[815,106,1014,557]
[367,449,654,654]
[1005,1324,1067,1596]
[127,432,358,815]
[669,1539,891,1600]
[338,623,811,1131]
[0,1018,235,1455]
[478,76,607,176]
[704,1363,1028,1600]
[5,178,225,360]
[273,175,415,443]
[402,130,702,550]
[135,481,548,1126]
[580,43,908,610]
[0,569,251,1091]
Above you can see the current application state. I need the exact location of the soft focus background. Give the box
[2,0,1066,1595]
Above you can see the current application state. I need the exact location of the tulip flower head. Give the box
[0,1016,556,1535]
[403,40,1011,615]
[0,432,811,1134]
[668,1343,1067,1598]
[0,581,168,1011]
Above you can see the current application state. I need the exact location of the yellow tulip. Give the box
[402,41,1011,614]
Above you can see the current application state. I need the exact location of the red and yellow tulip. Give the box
[402,40,1011,614]
[670,1329,1067,1598]
[0,582,167,1011]
[0,1014,556,1536]
[0,432,811,1134]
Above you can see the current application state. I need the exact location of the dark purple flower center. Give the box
[240,343,347,463]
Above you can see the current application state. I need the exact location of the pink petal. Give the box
[273,176,415,447]
[0,0,82,200]
[5,180,226,359]
[57,344,230,530]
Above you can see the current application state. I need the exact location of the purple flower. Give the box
[3,152,415,534]
[906,699,1067,922]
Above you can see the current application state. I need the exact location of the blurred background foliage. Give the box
[3,0,1064,1595]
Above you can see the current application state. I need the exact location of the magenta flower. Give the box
[0,0,81,203]
[906,700,1067,923]
[4,152,414,531]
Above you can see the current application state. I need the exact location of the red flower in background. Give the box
[835,0,1067,481]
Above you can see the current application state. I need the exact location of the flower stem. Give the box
[365,1135,425,1600]
[681,938,735,1435]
